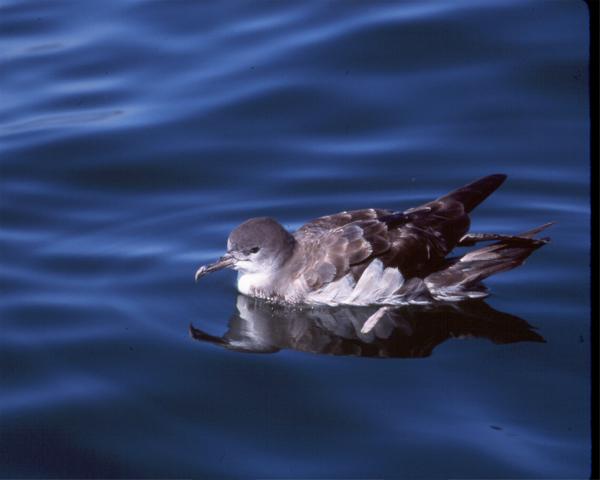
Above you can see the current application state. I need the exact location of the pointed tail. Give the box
[424,222,553,301]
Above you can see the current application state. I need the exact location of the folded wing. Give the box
[292,174,509,290]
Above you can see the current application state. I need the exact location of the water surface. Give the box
[0,0,591,478]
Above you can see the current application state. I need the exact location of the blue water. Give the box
[0,0,591,478]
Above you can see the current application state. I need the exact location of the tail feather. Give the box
[437,174,507,213]
[518,221,556,238]
[424,226,551,301]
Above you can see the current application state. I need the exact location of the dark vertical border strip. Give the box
[586,0,598,479]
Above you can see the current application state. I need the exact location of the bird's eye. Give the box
[248,247,260,254]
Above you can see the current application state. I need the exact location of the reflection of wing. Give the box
[189,295,545,358]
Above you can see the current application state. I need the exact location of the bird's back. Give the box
[292,174,507,286]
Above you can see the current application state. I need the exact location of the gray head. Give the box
[195,217,295,281]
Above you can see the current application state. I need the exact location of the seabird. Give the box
[195,174,552,307]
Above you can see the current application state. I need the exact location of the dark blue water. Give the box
[0,0,591,478]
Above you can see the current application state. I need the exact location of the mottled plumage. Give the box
[195,174,552,306]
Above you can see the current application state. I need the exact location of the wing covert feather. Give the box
[294,217,392,289]
[292,198,473,289]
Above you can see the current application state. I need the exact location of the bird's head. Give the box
[195,217,295,281]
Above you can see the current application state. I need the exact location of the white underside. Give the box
[237,259,432,306]
[237,270,275,297]
[306,259,413,306]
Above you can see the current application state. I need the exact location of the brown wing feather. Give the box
[293,202,471,288]
[376,199,471,277]
[292,175,506,289]
[296,208,392,235]
[294,215,392,289]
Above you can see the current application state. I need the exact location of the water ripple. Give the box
[0,0,590,477]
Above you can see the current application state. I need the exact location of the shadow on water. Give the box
[190,295,545,358]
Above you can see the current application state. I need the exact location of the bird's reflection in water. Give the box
[190,295,545,358]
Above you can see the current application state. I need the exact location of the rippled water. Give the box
[0,0,591,478]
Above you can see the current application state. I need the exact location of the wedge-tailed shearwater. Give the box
[195,174,552,307]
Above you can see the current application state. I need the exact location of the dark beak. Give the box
[195,253,236,282]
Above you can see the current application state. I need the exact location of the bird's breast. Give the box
[237,270,277,297]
